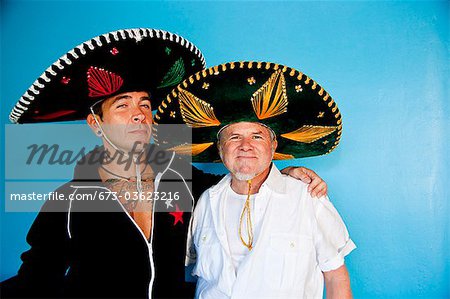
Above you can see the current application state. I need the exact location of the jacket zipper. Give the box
[72,185,156,298]
[71,152,175,298]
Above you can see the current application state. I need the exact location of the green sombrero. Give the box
[9,28,205,123]
[154,61,342,162]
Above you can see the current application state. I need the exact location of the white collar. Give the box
[210,163,287,195]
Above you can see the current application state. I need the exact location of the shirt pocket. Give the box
[264,233,314,291]
[193,227,223,282]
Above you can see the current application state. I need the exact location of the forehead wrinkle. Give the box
[109,95,151,107]
[114,94,132,101]
[221,123,272,142]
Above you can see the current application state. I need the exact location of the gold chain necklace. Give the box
[238,180,254,251]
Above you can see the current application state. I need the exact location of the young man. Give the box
[153,61,355,298]
[2,31,327,298]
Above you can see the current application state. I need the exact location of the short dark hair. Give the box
[91,100,105,119]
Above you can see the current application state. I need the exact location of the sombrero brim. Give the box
[154,61,342,161]
[9,28,205,123]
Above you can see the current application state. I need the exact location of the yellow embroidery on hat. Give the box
[178,89,221,128]
[168,142,213,156]
[251,69,288,120]
[273,152,295,160]
[281,125,337,143]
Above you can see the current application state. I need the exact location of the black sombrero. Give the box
[9,28,205,123]
[154,61,342,162]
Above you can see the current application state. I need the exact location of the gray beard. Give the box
[234,172,257,181]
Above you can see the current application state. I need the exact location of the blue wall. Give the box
[1,1,448,298]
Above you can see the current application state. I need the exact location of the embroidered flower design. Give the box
[61,77,71,85]
[110,48,119,55]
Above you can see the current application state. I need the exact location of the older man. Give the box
[151,61,355,298]
[188,122,355,298]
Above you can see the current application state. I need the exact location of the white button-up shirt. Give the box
[186,165,356,299]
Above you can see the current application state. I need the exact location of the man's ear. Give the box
[86,114,102,136]
[271,139,278,155]
[217,142,224,161]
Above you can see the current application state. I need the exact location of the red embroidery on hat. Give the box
[61,77,71,85]
[110,48,119,55]
[87,66,123,97]
[32,110,77,120]
[169,204,184,226]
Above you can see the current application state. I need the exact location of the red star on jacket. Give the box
[169,204,184,226]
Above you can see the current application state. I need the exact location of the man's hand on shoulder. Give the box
[280,166,327,198]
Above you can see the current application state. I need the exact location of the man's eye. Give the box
[116,104,127,109]
[252,135,263,139]
[229,136,239,140]
[140,104,151,109]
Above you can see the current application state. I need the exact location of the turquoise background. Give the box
[1,1,448,298]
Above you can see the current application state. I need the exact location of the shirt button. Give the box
[290,242,295,248]
[201,236,207,242]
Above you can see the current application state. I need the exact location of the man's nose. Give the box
[239,138,253,151]
[131,110,146,123]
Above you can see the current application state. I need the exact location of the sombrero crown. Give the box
[154,61,342,162]
[9,28,205,123]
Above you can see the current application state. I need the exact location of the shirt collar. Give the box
[261,164,287,194]
[210,163,287,195]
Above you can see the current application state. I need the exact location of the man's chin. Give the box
[116,141,150,154]
[234,172,258,181]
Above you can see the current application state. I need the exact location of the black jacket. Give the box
[1,146,221,298]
